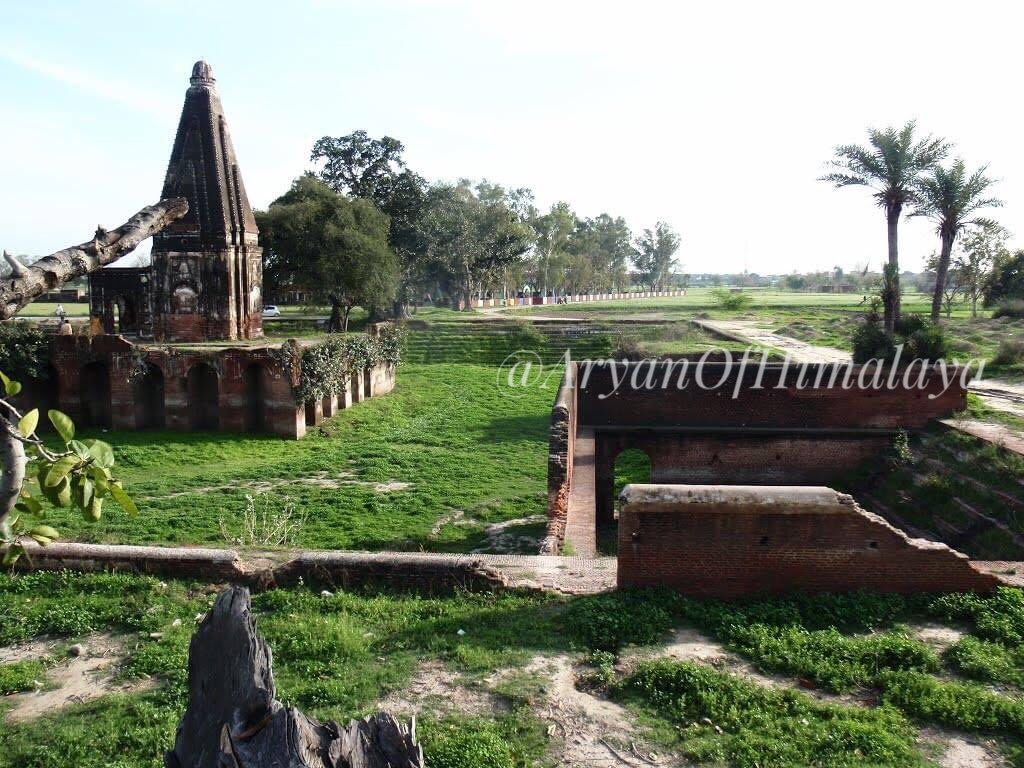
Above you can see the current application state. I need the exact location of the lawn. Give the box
[4,573,1024,766]
[35,361,560,552]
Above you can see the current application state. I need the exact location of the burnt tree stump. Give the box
[165,585,423,768]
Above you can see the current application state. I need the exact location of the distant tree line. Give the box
[256,131,681,319]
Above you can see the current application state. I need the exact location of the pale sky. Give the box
[2,0,1021,275]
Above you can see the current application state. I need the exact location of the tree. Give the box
[257,176,398,332]
[419,180,534,309]
[821,122,948,331]
[956,222,1009,317]
[633,221,680,290]
[311,132,428,317]
[530,202,577,296]
[925,252,963,318]
[911,159,1002,322]
[984,249,1024,307]
[572,214,634,292]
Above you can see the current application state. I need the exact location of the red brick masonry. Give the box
[617,484,1000,597]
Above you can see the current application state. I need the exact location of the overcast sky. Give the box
[2,0,1020,275]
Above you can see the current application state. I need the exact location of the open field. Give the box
[5,572,1024,766]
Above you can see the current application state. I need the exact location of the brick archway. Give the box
[80,361,112,428]
[133,363,165,429]
[187,363,220,430]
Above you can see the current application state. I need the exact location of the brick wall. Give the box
[617,484,1000,597]
[543,368,576,552]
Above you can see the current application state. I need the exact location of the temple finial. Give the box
[190,60,215,87]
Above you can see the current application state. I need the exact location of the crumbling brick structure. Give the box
[546,360,970,562]
[617,484,999,597]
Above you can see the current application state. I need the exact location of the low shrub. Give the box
[993,299,1024,320]
[0,660,46,695]
[992,339,1024,366]
[944,636,1024,686]
[710,287,754,311]
[880,670,1024,734]
[564,590,679,651]
[610,334,643,360]
[851,313,948,364]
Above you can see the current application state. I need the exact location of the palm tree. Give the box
[821,122,948,331]
[912,159,1002,322]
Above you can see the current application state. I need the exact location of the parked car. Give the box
[262,305,282,318]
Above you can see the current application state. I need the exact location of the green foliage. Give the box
[709,288,753,311]
[944,636,1024,686]
[564,590,679,651]
[929,588,1024,645]
[633,221,680,291]
[880,670,1024,734]
[851,312,948,364]
[257,176,399,323]
[422,723,515,768]
[1,370,136,563]
[985,250,1024,306]
[993,298,1024,319]
[618,660,922,768]
[0,659,46,695]
[293,326,405,404]
[0,325,49,382]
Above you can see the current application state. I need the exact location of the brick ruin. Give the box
[617,485,999,597]
[26,61,396,438]
[89,61,262,343]
[546,359,998,594]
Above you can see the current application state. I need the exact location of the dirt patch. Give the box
[919,726,1008,768]
[529,654,677,768]
[375,660,507,718]
[914,624,967,650]
[3,633,154,724]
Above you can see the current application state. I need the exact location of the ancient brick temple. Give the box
[29,61,396,439]
[89,61,263,342]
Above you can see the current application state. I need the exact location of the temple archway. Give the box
[187,363,220,430]
[80,361,112,428]
[133,363,165,429]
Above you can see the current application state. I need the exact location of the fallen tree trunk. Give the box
[164,585,423,768]
[0,197,188,320]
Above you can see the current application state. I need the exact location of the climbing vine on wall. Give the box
[291,326,405,404]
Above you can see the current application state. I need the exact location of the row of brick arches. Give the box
[69,361,275,433]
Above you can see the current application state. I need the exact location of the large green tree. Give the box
[311,132,428,317]
[821,122,948,331]
[633,221,681,290]
[419,180,534,309]
[258,176,398,332]
[955,222,1009,318]
[911,159,1002,322]
[571,214,634,292]
[530,202,577,296]
[985,250,1024,307]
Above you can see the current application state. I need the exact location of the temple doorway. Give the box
[80,361,112,428]
[187,363,220,430]
[133,363,165,429]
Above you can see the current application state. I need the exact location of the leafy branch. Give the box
[0,369,137,566]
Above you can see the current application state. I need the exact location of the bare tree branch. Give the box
[0,197,188,320]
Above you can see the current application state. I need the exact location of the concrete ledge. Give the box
[618,483,1001,598]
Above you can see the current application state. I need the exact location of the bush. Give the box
[851,313,948,364]
[610,334,643,360]
[0,323,50,381]
[0,660,46,695]
[993,299,1024,319]
[710,288,754,311]
[880,670,1024,734]
[993,340,1024,366]
[426,727,514,768]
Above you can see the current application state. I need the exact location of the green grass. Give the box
[36,360,559,551]
[7,574,1024,765]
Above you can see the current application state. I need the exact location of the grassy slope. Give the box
[39,362,557,551]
